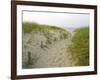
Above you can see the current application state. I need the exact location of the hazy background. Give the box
[23,11,90,31]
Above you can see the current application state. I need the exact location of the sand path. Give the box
[33,39,74,68]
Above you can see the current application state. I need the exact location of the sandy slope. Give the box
[22,30,75,68]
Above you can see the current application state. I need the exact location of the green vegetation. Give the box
[22,22,40,33]
[68,27,89,66]
[23,22,69,33]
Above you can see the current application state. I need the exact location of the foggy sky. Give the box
[23,11,89,29]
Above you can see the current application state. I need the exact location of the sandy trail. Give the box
[33,39,74,68]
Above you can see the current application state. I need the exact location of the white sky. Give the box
[23,11,90,29]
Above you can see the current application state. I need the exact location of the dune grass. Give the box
[22,22,69,33]
[67,27,89,66]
